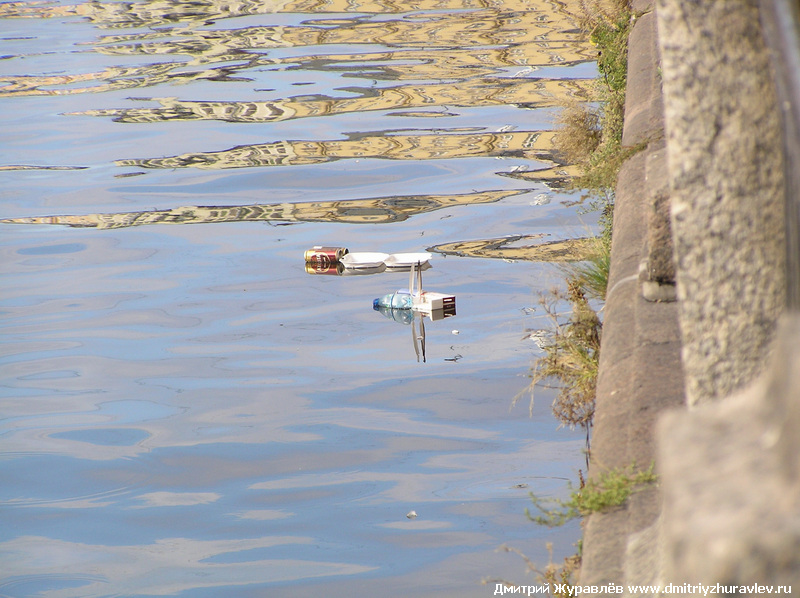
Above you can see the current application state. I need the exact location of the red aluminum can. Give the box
[305,260,345,275]
[304,246,348,275]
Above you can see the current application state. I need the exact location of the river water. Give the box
[0,1,598,596]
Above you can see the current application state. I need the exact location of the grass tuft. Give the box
[562,234,611,302]
[526,463,658,527]
[554,100,602,166]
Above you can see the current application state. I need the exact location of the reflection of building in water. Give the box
[499,163,581,189]
[0,0,594,97]
[90,11,584,58]
[270,41,596,81]
[0,190,524,229]
[116,131,560,170]
[0,62,250,97]
[0,0,587,30]
[427,234,598,262]
[0,44,593,98]
[500,162,581,185]
[73,79,589,123]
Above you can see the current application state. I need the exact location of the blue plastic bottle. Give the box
[373,290,413,310]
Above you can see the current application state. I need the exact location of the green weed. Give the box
[526,463,658,527]
[562,234,611,302]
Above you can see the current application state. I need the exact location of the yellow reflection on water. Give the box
[1,0,597,226]
[428,234,597,261]
[88,10,584,57]
[0,45,593,97]
[70,79,588,123]
[0,0,594,97]
[0,0,583,29]
[116,130,561,169]
[0,189,524,228]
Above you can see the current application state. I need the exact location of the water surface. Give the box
[0,1,598,595]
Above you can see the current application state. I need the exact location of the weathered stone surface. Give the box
[581,121,684,598]
[638,127,676,303]
[624,513,663,593]
[631,0,654,15]
[643,191,673,285]
[579,4,684,592]
[622,10,664,147]
[657,315,800,593]
[640,185,676,302]
[583,0,800,594]
[656,0,786,405]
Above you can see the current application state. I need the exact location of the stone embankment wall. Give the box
[580,0,800,594]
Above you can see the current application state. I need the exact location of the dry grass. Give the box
[553,100,601,166]
[515,278,602,430]
[555,0,633,199]
[547,279,601,429]
[542,547,582,598]
[575,0,630,33]
[482,542,582,597]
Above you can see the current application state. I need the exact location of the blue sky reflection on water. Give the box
[1,0,597,595]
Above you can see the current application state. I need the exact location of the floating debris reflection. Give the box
[0,164,88,171]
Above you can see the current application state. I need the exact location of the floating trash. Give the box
[373,304,415,325]
[373,290,413,310]
[530,193,551,206]
[341,252,391,269]
[304,246,432,275]
[304,246,349,275]
[372,263,456,363]
[372,261,455,320]
[383,252,433,269]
